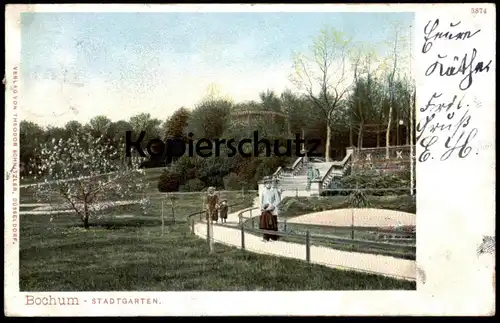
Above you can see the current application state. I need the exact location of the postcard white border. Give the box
[4,3,496,316]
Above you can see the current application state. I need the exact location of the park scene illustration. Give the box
[18,11,416,291]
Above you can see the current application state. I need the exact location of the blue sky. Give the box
[21,11,414,127]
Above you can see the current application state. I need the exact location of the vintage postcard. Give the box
[4,3,495,316]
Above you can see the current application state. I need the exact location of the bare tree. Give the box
[290,27,353,161]
[348,46,382,150]
[382,23,411,158]
[385,28,399,159]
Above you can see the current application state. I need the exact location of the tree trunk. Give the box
[83,215,89,229]
[357,122,364,150]
[386,28,398,158]
[396,122,400,146]
[83,212,90,230]
[301,128,305,152]
[83,202,90,229]
[406,125,410,145]
[393,127,397,146]
[349,125,353,147]
[376,125,380,147]
[325,124,331,162]
[171,199,175,223]
[385,105,393,159]
[351,209,355,241]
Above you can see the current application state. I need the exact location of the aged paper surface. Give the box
[4,3,495,316]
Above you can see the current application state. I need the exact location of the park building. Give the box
[230,109,292,136]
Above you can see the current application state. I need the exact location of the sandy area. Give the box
[287,208,415,227]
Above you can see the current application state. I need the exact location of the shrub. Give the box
[322,170,411,196]
[179,178,205,192]
[139,159,166,169]
[223,172,244,191]
[172,155,200,182]
[279,198,318,216]
[279,195,416,218]
[157,169,182,192]
[197,156,231,188]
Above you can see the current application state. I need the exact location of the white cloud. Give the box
[22,47,296,127]
[21,28,412,128]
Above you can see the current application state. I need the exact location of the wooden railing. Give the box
[186,201,249,236]
[353,145,415,163]
[272,156,305,179]
[237,207,416,262]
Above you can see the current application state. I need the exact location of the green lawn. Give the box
[20,195,415,291]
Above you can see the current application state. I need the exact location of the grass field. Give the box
[20,193,415,291]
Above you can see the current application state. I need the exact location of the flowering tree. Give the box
[32,132,149,229]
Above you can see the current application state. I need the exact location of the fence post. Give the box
[296,188,298,197]
[284,218,287,232]
[171,196,176,224]
[304,230,311,263]
[208,218,214,254]
[206,217,210,242]
[161,200,165,236]
[252,217,255,229]
[200,194,204,221]
[191,218,194,234]
[241,224,245,250]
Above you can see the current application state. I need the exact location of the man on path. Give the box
[306,165,315,191]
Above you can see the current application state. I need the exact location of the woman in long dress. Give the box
[205,187,219,223]
[259,179,280,241]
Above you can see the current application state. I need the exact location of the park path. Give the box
[19,200,142,215]
[193,198,416,281]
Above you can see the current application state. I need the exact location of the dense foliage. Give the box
[20,25,414,193]
[323,169,413,196]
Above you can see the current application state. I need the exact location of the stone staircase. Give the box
[278,162,336,192]
[259,147,354,199]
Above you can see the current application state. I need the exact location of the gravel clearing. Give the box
[287,208,415,227]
